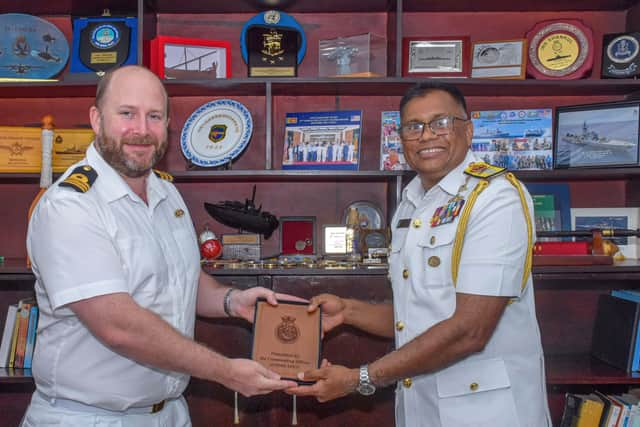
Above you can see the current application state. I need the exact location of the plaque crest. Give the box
[275,315,300,343]
[602,32,640,79]
[208,124,227,143]
[525,20,593,79]
[240,10,306,77]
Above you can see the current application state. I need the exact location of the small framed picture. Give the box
[402,37,471,77]
[554,100,640,169]
[150,36,231,80]
[279,216,316,256]
[471,39,527,79]
[571,207,640,259]
[322,225,348,257]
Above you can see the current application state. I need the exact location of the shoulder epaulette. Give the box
[463,162,506,180]
[59,165,97,193]
[153,169,174,182]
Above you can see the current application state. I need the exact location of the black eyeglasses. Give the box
[399,116,469,140]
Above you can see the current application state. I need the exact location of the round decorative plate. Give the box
[180,99,253,167]
[342,201,384,230]
[0,13,70,79]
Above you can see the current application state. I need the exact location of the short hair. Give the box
[94,65,170,117]
[399,81,468,119]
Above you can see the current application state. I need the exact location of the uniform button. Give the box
[413,219,422,228]
[402,269,409,279]
[427,256,441,267]
[430,236,436,245]
[395,321,405,331]
[403,378,412,388]
[469,382,479,391]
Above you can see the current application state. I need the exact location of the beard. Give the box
[96,126,168,179]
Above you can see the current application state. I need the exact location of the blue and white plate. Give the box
[180,99,253,167]
[0,13,70,79]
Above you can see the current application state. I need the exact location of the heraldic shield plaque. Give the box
[241,10,306,77]
[70,16,138,73]
[252,299,321,382]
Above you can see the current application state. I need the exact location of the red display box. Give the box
[280,217,316,255]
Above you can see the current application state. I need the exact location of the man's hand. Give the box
[220,358,299,397]
[286,361,359,402]
[307,293,347,334]
[229,287,306,323]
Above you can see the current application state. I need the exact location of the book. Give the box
[0,305,18,367]
[7,304,21,368]
[560,393,582,427]
[594,390,621,427]
[525,183,572,233]
[591,294,640,372]
[575,394,605,427]
[282,110,362,171]
[23,305,38,369]
[13,299,33,369]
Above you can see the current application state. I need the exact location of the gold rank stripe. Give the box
[64,174,90,192]
[153,169,174,182]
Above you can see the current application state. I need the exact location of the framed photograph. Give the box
[525,183,572,233]
[283,110,362,171]
[402,37,471,77]
[150,36,231,80]
[554,101,640,169]
[571,207,640,259]
[471,39,527,79]
[380,111,411,171]
[470,108,553,170]
[279,216,316,256]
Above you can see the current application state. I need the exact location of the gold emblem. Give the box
[395,321,405,331]
[402,378,412,388]
[469,382,479,391]
[428,256,441,267]
[413,219,422,228]
[538,33,579,71]
[402,269,409,279]
[275,315,299,343]
[175,209,184,217]
[261,29,285,65]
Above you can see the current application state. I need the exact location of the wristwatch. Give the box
[356,364,376,396]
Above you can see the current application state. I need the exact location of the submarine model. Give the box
[204,185,279,239]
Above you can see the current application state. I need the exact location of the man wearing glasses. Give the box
[289,82,551,427]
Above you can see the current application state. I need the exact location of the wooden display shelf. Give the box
[2,78,639,99]
[546,354,640,385]
[0,368,33,384]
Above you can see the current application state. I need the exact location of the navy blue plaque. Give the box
[240,11,306,77]
[602,32,640,79]
[0,13,69,79]
[70,17,137,73]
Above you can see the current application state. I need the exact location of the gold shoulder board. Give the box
[153,169,174,182]
[463,162,506,179]
[59,165,97,193]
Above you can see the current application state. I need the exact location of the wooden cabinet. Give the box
[1,0,640,425]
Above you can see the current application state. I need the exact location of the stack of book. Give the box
[0,298,38,370]
[560,390,640,427]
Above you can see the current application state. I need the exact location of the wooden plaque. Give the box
[251,299,321,382]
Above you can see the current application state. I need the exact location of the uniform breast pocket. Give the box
[435,358,520,427]
[417,224,456,287]
[116,236,166,288]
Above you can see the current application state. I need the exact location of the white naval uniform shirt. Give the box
[26,143,201,411]
[390,151,551,427]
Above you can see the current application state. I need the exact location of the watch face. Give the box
[357,383,376,396]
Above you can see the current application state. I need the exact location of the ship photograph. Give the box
[555,103,639,168]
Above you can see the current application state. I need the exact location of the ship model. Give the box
[204,185,279,239]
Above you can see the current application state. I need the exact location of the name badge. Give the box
[397,218,411,228]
